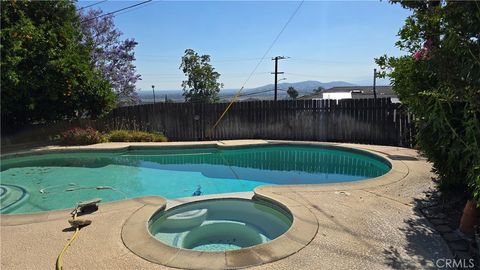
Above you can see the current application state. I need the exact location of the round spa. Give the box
[148,198,293,251]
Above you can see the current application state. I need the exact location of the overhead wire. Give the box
[76,0,108,11]
[80,0,153,23]
[238,89,276,97]
[208,0,305,135]
[236,88,311,98]
[140,71,270,77]
[135,57,266,63]
[114,0,159,16]
[220,89,310,103]
[285,72,328,78]
[288,58,366,64]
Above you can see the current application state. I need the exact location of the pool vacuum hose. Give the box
[55,199,100,270]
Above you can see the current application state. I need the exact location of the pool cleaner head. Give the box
[74,198,102,215]
[192,185,202,196]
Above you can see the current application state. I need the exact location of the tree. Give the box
[179,49,223,103]
[376,1,480,201]
[287,86,299,100]
[78,9,141,106]
[1,1,115,133]
[313,86,324,93]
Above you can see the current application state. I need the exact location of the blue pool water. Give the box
[0,145,390,214]
[149,198,293,251]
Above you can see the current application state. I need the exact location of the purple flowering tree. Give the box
[78,9,141,106]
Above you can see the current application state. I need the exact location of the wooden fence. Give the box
[99,98,414,147]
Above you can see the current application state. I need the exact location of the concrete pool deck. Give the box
[1,140,452,269]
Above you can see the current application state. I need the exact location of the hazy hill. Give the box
[137,80,356,102]
[245,80,355,93]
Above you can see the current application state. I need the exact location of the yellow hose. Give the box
[55,212,79,270]
[208,86,245,136]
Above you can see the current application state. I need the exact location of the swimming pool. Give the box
[0,145,390,214]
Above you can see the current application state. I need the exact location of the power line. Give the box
[289,58,366,64]
[285,72,326,78]
[210,0,305,133]
[213,58,265,63]
[80,0,152,23]
[238,1,304,90]
[237,88,308,98]
[115,0,159,16]
[239,89,275,97]
[135,56,266,63]
[77,0,108,11]
[239,87,310,97]
[140,71,270,77]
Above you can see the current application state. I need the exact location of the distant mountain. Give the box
[137,80,356,103]
[244,80,355,94]
[227,80,356,100]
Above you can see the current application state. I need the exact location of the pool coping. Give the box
[121,191,318,270]
[0,140,410,269]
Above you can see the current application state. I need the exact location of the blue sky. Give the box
[76,1,411,91]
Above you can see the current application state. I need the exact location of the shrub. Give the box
[376,1,480,202]
[59,127,103,145]
[106,130,130,142]
[106,130,167,142]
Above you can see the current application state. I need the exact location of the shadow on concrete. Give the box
[383,189,455,270]
[387,155,419,161]
[62,226,76,232]
[302,195,450,269]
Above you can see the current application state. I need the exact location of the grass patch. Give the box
[106,130,167,142]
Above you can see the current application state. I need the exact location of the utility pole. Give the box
[373,69,377,101]
[271,56,287,101]
[151,85,156,104]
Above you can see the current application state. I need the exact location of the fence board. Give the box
[7,98,416,147]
